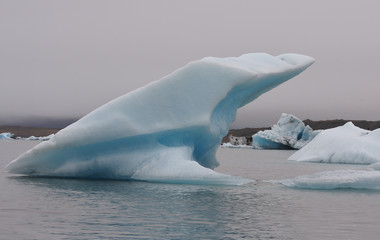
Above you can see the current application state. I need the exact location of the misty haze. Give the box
[1,1,380,240]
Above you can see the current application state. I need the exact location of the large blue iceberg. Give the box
[6,53,314,184]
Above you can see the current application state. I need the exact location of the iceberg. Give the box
[0,132,13,140]
[274,122,380,190]
[252,113,320,149]
[5,53,314,184]
[289,122,380,164]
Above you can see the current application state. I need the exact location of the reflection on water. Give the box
[1,142,380,239]
[3,176,295,239]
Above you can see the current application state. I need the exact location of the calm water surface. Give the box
[1,141,379,240]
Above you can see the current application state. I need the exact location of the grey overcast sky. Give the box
[1,0,379,128]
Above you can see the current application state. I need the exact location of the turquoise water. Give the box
[1,141,380,239]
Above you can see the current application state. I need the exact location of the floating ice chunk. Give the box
[0,132,13,140]
[26,136,38,140]
[5,53,314,184]
[276,123,380,190]
[277,170,380,190]
[252,113,320,149]
[289,122,380,164]
[26,134,53,141]
[220,143,252,149]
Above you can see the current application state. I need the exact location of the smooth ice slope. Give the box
[6,53,314,184]
[289,122,380,164]
[252,113,320,149]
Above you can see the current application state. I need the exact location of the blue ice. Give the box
[0,132,13,140]
[6,53,314,185]
[252,113,320,149]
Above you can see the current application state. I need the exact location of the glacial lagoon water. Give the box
[1,140,380,240]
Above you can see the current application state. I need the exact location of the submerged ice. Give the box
[252,113,320,149]
[6,53,314,184]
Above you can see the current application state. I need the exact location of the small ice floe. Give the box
[0,132,14,140]
[274,169,380,190]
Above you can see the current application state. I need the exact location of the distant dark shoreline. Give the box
[0,126,61,138]
[1,119,379,140]
[224,119,380,143]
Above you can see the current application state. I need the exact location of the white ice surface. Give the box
[6,53,314,185]
[289,122,380,164]
[220,143,252,149]
[274,122,380,190]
